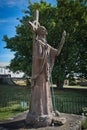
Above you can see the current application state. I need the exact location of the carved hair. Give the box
[36,26,48,35]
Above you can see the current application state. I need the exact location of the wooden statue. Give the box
[26,10,66,127]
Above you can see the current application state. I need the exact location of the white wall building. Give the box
[0,62,24,78]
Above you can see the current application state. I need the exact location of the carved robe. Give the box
[29,39,57,116]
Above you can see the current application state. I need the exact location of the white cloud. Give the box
[0,19,10,24]
[0,19,8,23]
[0,53,14,59]
[0,17,17,24]
[0,0,28,8]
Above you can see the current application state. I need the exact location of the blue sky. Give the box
[0,0,56,63]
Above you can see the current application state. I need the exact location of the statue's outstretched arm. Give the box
[28,21,37,33]
[57,30,66,56]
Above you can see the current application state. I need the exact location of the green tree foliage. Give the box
[3,0,87,88]
[53,0,87,87]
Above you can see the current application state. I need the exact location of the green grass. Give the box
[82,118,87,129]
[0,111,22,121]
[52,87,87,114]
[0,84,31,99]
[0,84,87,121]
[54,88,87,97]
[0,84,30,121]
[64,85,87,89]
[0,104,28,121]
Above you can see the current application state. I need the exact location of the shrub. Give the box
[82,118,87,129]
[82,107,87,116]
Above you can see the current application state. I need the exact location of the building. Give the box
[0,62,24,78]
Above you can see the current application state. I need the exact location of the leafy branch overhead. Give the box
[3,0,87,88]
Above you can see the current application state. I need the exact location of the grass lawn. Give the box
[13,79,26,86]
[54,85,87,97]
[64,85,87,89]
[0,84,87,121]
[0,111,22,121]
[0,84,30,121]
[82,117,87,129]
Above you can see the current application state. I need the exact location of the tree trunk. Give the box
[56,80,64,89]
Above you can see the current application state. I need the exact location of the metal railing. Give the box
[0,94,87,115]
[54,95,87,114]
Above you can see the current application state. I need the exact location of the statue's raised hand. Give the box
[62,30,66,37]
[57,30,66,56]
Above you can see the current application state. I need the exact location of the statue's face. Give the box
[37,26,48,36]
